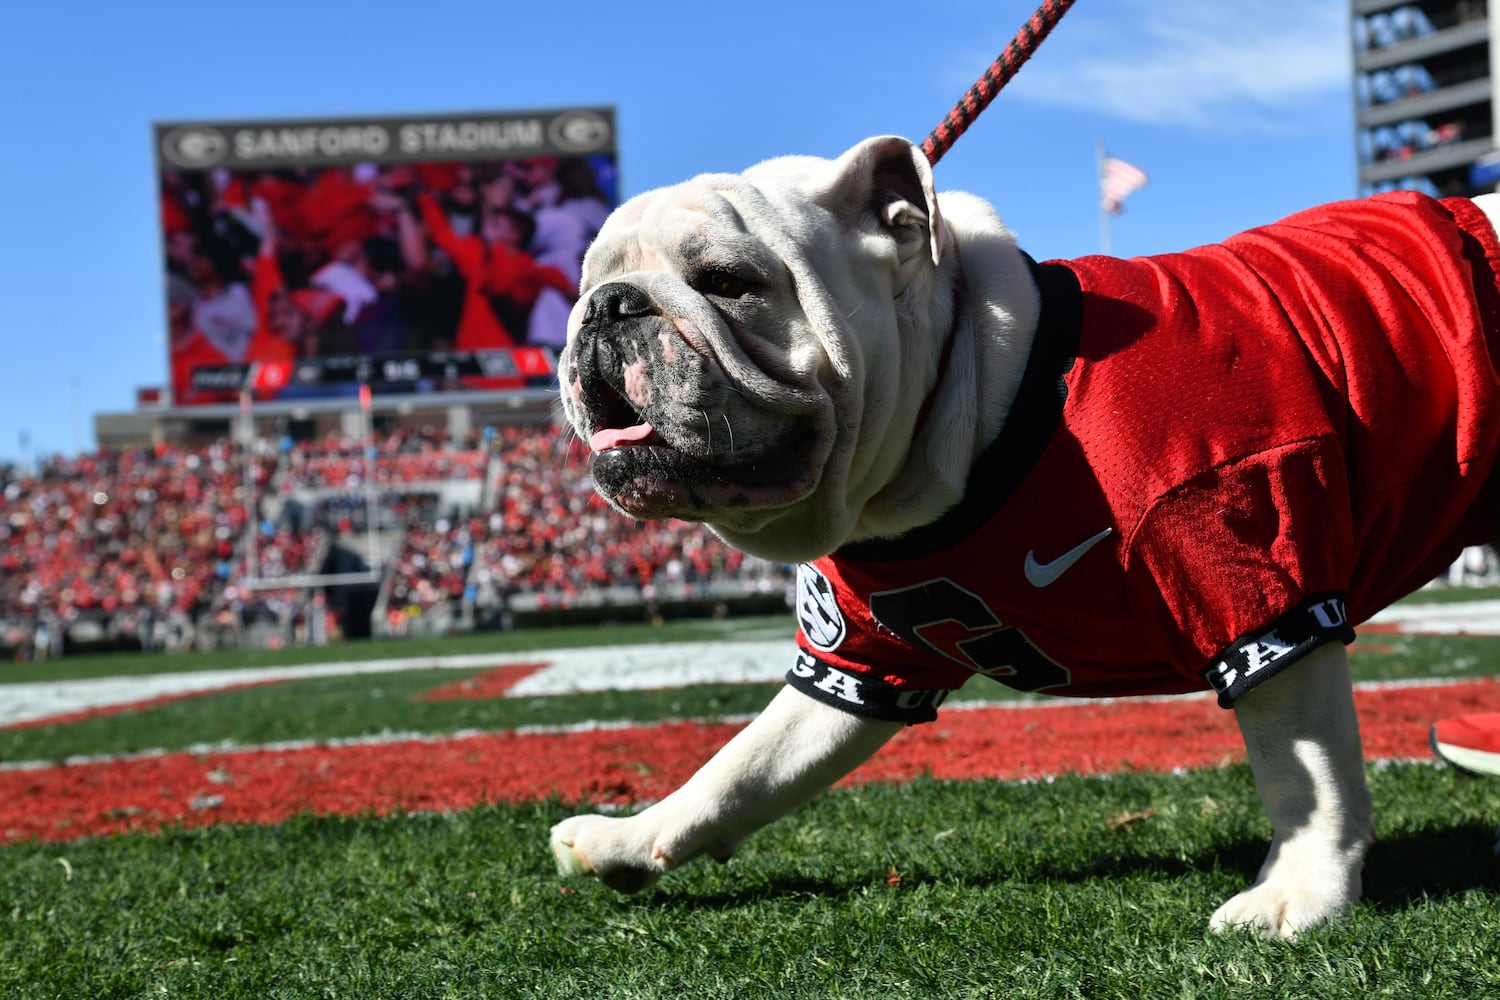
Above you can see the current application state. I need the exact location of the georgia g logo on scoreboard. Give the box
[796,564,846,652]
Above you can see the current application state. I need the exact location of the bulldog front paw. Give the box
[549,814,666,894]
[1208,882,1354,940]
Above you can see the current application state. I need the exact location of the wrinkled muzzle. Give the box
[562,280,823,525]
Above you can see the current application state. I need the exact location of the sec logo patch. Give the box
[796,564,846,652]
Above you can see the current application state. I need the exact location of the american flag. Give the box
[1100,156,1148,214]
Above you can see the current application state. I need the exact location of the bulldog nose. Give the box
[582,282,658,326]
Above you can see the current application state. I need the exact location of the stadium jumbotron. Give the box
[1,106,795,662]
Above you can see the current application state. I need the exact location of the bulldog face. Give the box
[559,137,949,562]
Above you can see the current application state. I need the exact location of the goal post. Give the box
[238,383,384,592]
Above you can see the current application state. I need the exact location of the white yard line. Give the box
[5,597,1500,734]
[1366,597,1500,633]
[0,640,788,729]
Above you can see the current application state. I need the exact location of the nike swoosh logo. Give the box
[1024,528,1113,588]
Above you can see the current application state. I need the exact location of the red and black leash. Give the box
[922,0,1077,167]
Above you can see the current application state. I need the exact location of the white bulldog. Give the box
[551,136,1500,938]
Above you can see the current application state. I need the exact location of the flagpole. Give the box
[1096,137,1110,255]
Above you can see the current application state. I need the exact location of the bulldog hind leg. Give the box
[1210,642,1375,939]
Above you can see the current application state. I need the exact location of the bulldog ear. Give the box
[820,136,948,266]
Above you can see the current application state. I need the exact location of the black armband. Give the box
[1201,593,1355,708]
[786,648,953,724]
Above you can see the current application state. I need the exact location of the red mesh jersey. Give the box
[790,193,1500,722]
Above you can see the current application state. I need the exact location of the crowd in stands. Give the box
[471,425,774,607]
[1,441,276,657]
[7,416,1500,659]
[382,498,479,635]
[0,424,795,658]
[279,429,490,490]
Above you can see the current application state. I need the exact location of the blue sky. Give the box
[0,0,1353,463]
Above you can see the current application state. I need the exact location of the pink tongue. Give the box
[589,423,659,453]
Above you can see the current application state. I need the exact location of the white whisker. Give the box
[552,424,578,459]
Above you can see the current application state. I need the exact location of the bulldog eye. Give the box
[693,269,753,300]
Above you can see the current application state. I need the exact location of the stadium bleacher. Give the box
[0,425,795,658]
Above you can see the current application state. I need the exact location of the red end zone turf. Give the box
[4,678,1496,845]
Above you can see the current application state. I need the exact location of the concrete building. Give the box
[1354,0,1499,196]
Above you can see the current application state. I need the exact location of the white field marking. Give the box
[1365,598,1500,634]
[0,640,789,730]
[5,598,1500,734]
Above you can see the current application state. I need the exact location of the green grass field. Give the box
[3,610,1500,998]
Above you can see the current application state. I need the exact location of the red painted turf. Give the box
[414,663,552,702]
[4,678,1497,845]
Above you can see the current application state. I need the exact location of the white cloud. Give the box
[998,0,1350,130]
